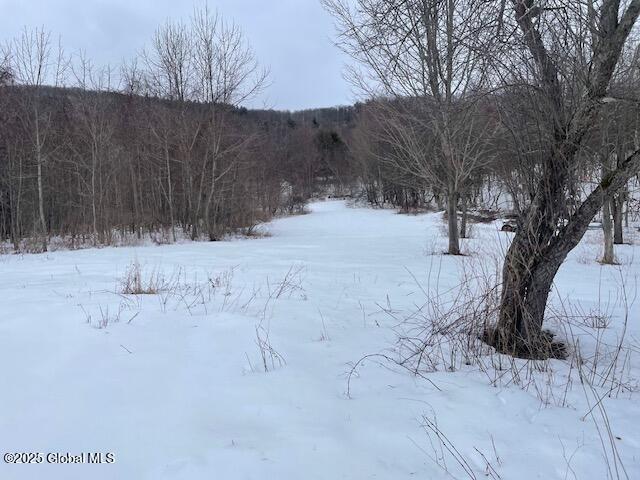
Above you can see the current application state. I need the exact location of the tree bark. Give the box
[447,188,460,255]
[612,193,624,244]
[493,148,640,357]
[496,244,561,357]
[602,197,616,264]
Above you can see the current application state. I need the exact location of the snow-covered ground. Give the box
[1,200,638,479]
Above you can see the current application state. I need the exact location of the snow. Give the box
[1,200,639,479]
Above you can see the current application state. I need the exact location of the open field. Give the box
[1,200,638,479]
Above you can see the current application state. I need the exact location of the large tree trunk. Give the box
[496,245,562,357]
[492,186,565,357]
[446,188,460,255]
[492,147,640,358]
[602,197,616,264]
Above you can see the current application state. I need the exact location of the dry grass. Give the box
[119,261,167,295]
[347,251,637,410]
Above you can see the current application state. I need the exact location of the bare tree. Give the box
[324,0,497,254]
[191,5,268,106]
[490,1,640,357]
[143,20,192,101]
[364,97,495,245]
[68,53,117,241]
[8,27,67,251]
[189,6,267,239]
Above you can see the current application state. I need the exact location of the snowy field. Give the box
[1,200,638,480]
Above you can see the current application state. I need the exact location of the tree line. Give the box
[0,8,355,251]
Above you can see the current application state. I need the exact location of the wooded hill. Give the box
[0,84,355,251]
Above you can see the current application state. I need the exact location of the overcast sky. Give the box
[0,0,353,110]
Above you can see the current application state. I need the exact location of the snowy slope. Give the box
[1,200,638,479]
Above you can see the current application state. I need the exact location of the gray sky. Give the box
[0,0,352,110]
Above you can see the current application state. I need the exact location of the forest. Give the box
[0,11,355,251]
